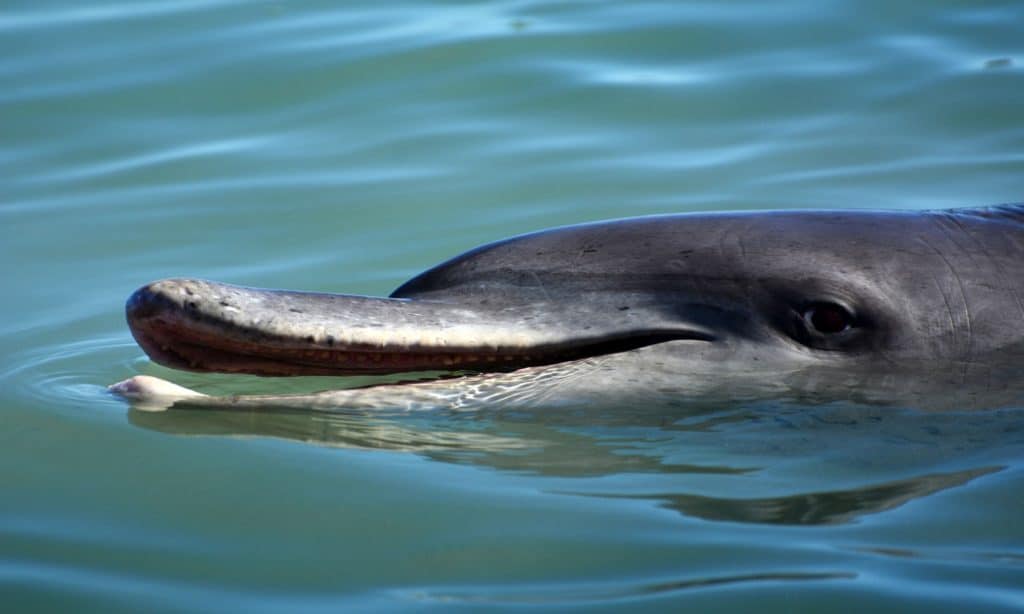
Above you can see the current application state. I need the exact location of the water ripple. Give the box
[28,136,281,185]
[404,570,857,605]
[0,335,139,410]
[3,0,1024,611]
[0,0,241,30]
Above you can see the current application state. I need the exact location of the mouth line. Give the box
[131,316,712,377]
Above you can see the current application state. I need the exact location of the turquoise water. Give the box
[3,0,1024,611]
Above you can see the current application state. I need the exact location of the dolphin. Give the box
[111,205,1024,411]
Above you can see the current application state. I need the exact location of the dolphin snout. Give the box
[124,278,712,377]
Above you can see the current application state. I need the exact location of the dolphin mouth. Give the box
[126,279,714,377]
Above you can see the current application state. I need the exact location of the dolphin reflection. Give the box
[127,400,1017,527]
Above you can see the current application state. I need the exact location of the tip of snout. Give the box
[125,278,217,373]
[126,278,190,324]
[126,284,156,323]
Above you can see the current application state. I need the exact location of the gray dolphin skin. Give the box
[112,205,1024,411]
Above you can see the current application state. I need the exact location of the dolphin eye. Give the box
[803,302,854,335]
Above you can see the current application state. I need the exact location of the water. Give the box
[2,0,1023,610]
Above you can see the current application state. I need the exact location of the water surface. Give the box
[2,1,1023,611]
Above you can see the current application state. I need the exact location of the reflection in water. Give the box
[129,400,1015,527]
[573,465,1001,526]
[129,404,755,477]
[131,406,532,454]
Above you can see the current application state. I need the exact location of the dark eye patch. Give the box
[803,302,854,335]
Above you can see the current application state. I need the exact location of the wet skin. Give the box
[113,205,1024,411]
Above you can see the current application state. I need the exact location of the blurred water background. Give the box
[2,1,1023,611]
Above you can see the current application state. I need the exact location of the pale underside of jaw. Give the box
[108,346,686,412]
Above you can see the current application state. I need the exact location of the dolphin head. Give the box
[126,206,1024,381]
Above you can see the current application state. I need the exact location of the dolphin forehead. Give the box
[389,209,939,300]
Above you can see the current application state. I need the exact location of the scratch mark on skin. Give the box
[717,220,745,263]
[948,213,1024,322]
[733,219,750,262]
[530,271,552,301]
[930,217,976,375]
[715,222,728,261]
[917,236,960,359]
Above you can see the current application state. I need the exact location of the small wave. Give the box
[402,570,856,605]
[0,336,140,410]
[0,0,241,31]
[29,137,280,186]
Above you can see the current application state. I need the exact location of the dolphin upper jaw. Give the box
[126,278,718,377]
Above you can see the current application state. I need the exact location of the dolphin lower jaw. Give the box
[129,317,502,376]
[127,279,714,376]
